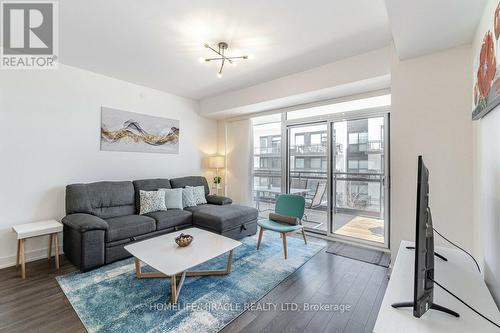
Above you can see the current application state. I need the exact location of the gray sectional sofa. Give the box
[62,176,258,271]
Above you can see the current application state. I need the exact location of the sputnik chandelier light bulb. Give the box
[200,42,249,78]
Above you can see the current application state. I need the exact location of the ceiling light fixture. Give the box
[201,42,249,78]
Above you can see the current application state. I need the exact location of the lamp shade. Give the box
[209,155,225,169]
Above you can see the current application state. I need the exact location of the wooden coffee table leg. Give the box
[171,274,177,304]
[170,272,186,304]
[185,250,235,277]
[135,258,142,278]
[226,250,233,273]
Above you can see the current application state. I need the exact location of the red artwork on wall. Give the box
[473,2,500,119]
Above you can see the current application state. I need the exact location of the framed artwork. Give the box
[100,107,179,154]
[473,2,500,120]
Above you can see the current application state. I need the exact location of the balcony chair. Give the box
[256,194,307,259]
[303,182,327,222]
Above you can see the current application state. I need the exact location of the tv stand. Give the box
[405,246,448,261]
[374,241,500,332]
[391,301,459,317]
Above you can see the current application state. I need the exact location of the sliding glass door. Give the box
[284,113,389,246]
[288,123,328,233]
[253,94,391,247]
[330,115,389,246]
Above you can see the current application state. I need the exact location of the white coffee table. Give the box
[124,227,242,304]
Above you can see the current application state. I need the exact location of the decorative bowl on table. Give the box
[175,233,193,247]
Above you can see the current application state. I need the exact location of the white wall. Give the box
[225,119,253,205]
[390,44,474,261]
[473,0,500,307]
[0,64,217,268]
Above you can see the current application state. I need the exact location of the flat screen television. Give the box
[392,156,459,318]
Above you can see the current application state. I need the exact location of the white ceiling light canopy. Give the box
[201,41,250,78]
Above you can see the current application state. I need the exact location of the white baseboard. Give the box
[0,246,64,269]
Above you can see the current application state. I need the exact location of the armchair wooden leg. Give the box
[301,228,307,245]
[257,227,264,250]
[282,233,287,259]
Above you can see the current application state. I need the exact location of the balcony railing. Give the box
[289,144,327,155]
[367,140,383,153]
[254,146,281,154]
[253,169,384,218]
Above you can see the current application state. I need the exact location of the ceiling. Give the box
[385,0,487,59]
[60,1,487,101]
[59,0,392,100]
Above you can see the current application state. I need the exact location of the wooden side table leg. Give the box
[48,234,53,260]
[16,239,20,267]
[20,239,26,279]
[54,233,60,270]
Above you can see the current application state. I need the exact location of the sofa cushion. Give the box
[133,179,171,213]
[66,181,135,218]
[105,215,156,242]
[146,210,192,231]
[187,204,258,232]
[170,176,209,197]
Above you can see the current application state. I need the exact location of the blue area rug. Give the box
[57,232,324,333]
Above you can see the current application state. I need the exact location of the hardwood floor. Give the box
[0,237,389,333]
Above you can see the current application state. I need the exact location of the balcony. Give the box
[253,170,385,243]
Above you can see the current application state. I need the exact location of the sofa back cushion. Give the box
[132,179,171,213]
[66,181,135,218]
[170,176,209,197]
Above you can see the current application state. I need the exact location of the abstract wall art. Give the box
[473,1,500,120]
[100,107,179,154]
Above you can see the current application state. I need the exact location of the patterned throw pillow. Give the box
[139,190,167,215]
[192,186,207,205]
[182,187,197,208]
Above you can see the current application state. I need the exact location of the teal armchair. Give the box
[257,194,307,259]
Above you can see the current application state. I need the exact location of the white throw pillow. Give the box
[182,187,197,208]
[192,186,207,205]
[139,190,167,215]
[159,188,183,210]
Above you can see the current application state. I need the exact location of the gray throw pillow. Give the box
[139,190,167,215]
[192,185,207,205]
[159,188,183,210]
[182,187,197,208]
